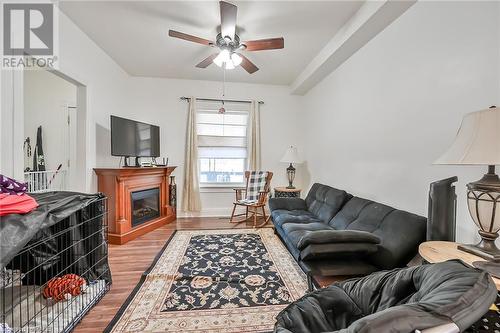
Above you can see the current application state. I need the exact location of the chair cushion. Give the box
[245,171,268,201]
[305,183,352,223]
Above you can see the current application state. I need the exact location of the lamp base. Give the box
[458,241,500,262]
[286,185,296,189]
[286,163,296,190]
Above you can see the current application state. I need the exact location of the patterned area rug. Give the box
[106,229,307,333]
[467,294,500,332]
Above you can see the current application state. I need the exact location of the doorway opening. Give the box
[23,70,78,192]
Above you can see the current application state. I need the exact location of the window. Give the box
[197,101,249,186]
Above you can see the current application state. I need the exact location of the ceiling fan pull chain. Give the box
[219,68,226,114]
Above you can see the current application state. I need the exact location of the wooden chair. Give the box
[230,171,273,228]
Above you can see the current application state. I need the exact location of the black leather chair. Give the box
[275,260,497,333]
[270,183,427,284]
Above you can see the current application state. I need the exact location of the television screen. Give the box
[111,115,160,157]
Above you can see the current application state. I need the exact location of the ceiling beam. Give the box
[290,0,416,95]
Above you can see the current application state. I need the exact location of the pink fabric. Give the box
[0,193,38,216]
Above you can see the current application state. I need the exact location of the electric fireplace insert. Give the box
[131,188,160,227]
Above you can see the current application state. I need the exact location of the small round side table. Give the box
[419,241,500,290]
[274,187,301,198]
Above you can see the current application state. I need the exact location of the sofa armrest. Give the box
[297,230,381,251]
[269,198,307,212]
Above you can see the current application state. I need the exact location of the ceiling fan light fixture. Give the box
[231,53,242,66]
[213,49,230,67]
[169,1,284,74]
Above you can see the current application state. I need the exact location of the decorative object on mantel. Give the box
[435,106,500,261]
[169,176,176,214]
[280,146,303,189]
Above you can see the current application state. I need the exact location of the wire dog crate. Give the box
[1,195,111,333]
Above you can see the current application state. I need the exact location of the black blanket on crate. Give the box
[0,191,111,285]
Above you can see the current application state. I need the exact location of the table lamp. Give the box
[280,146,303,189]
[435,106,500,261]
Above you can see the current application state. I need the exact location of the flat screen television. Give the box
[111,115,160,157]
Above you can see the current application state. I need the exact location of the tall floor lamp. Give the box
[435,106,500,261]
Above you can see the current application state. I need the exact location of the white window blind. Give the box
[196,100,249,185]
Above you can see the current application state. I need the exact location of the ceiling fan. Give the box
[168,1,284,74]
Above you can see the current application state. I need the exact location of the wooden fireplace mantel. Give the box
[94,166,176,245]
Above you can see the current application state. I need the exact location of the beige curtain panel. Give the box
[247,101,261,170]
[182,97,202,212]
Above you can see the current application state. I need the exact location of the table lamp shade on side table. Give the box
[435,106,500,261]
[280,146,303,189]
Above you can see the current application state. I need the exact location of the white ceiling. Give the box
[59,1,365,85]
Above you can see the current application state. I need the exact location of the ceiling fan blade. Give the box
[196,54,218,68]
[239,54,259,74]
[243,38,284,51]
[220,1,237,40]
[168,30,213,46]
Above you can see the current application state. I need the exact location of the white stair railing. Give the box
[24,170,67,193]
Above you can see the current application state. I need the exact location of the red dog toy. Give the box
[43,274,86,302]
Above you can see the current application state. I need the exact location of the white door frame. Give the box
[66,104,78,189]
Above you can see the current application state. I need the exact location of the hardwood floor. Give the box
[74,217,274,333]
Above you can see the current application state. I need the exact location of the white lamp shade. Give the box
[435,107,500,165]
[280,146,303,164]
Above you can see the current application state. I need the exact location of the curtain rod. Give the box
[180,96,264,105]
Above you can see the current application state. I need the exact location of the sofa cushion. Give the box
[329,197,427,269]
[283,223,333,249]
[327,197,373,230]
[296,230,380,250]
[271,209,322,228]
[282,222,332,234]
[269,198,307,212]
[305,183,352,223]
[300,260,378,277]
[300,243,379,261]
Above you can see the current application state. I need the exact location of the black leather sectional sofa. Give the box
[269,183,427,282]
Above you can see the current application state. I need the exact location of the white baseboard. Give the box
[177,207,271,218]
[177,207,232,218]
